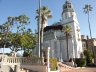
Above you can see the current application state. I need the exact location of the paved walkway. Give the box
[63,68,96,72]
[58,62,96,72]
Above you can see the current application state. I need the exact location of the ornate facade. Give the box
[34,1,83,61]
[43,1,83,61]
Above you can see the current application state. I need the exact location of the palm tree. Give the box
[83,4,92,39]
[36,6,52,58]
[63,25,71,61]
[83,4,95,63]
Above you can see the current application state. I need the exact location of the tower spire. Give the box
[62,0,74,13]
[61,0,77,23]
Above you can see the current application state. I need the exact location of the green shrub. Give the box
[84,49,94,64]
[75,58,86,67]
[23,51,31,57]
[50,58,57,71]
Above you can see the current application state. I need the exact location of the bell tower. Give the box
[60,0,83,59]
[61,0,78,24]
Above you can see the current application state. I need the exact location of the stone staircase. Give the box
[20,62,76,72]
[0,65,13,72]
[20,68,40,72]
[0,54,78,72]
[58,62,76,72]
[20,68,29,72]
[21,64,47,72]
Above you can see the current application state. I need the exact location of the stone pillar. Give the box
[14,64,20,72]
[47,47,50,72]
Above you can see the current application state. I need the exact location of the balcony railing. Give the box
[0,55,42,65]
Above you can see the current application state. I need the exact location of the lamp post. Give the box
[54,38,57,58]
[47,47,50,72]
[54,32,57,58]
[38,0,41,57]
[0,37,2,53]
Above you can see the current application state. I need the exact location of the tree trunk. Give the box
[40,23,44,58]
[66,32,69,61]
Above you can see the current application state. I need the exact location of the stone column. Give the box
[14,64,20,72]
[47,47,50,72]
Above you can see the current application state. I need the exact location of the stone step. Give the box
[58,62,76,72]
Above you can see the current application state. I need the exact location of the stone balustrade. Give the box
[0,55,43,72]
[7,57,23,64]
[0,55,42,65]
[7,57,42,65]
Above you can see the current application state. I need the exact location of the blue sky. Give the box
[0,0,96,52]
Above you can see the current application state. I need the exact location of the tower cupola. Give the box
[61,1,76,21]
[62,1,74,13]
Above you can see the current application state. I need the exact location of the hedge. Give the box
[75,58,86,67]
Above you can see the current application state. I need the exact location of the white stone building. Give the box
[43,1,83,61]
[35,1,83,61]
